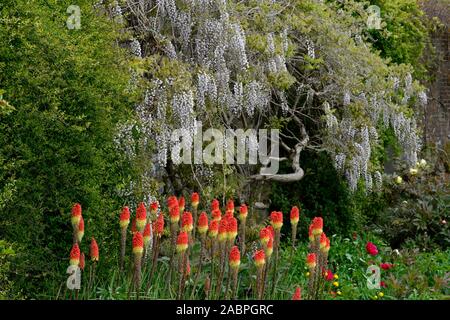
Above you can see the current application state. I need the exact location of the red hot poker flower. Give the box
[226,199,235,214]
[292,287,301,300]
[266,225,275,239]
[270,211,283,230]
[136,202,147,232]
[238,204,248,221]
[131,218,137,234]
[227,217,238,241]
[308,224,314,242]
[229,246,241,269]
[197,212,209,235]
[366,242,378,256]
[120,206,130,229]
[208,220,219,238]
[265,236,273,258]
[211,209,222,222]
[259,227,271,246]
[77,216,85,243]
[311,217,323,236]
[191,192,200,208]
[182,211,194,233]
[79,253,85,271]
[306,253,316,269]
[71,203,82,227]
[290,206,300,225]
[211,199,220,211]
[143,223,152,246]
[178,197,186,213]
[218,219,228,242]
[253,250,266,268]
[154,214,164,236]
[170,205,180,224]
[70,243,80,266]
[90,237,99,262]
[132,232,144,255]
[167,196,178,210]
[150,201,159,215]
[319,233,327,250]
[176,231,189,253]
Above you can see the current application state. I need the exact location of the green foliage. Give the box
[364,0,434,79]
[374,162,450,250]
[270,151,358,238]
[0,0,137,297]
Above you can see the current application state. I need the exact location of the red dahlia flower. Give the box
[366,242,378,256]
[292,287,301,300]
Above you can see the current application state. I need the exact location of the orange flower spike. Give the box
[197,212,209,235]
[119,206,131,229]
[265,236,273,258]
[212,209,222,222]
[131,218,137,234]
[229,246,241,270]
[322,237,331,253]
[132,232,144,256]
[185,259,191,277]
[208,220,219,238]
[79,252,85,271]
[170,205,180,224]
[290,206,300,225]
[311,217,323,236]
[292,287,302,300]
[70,243,80,266]
[143,223,152,247]
[71,203,82,227]
[167,196,178,210]
[191,192,200,209]
[178,197,186,213]
[90,237,99,262]
[267,225,275,239]
[136,202,147,232]
[319,232,328,251]
[211,199,220,211]
[154,214,165,237]
[227,217,238,241]
[238,204,248,222]
[176,231,189,253]
[218,219,228,242]
[259,227,271,246]
[306,253,317,270]
[77,216,85,243]
[150,201,159,215]
[182,211,194,233]
[270,211,283,230]
[253,249,266,268]
[308,224,314,242]
[226,199,235,214]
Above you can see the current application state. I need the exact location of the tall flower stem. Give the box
[177,251,187,299]
[190,235,205,299]
[215,242,226,298]
[147,235,160,291]
[239,220,246,255]
[192,207,198,240]
[168,222,178,287]
[270,230,281,297]
[119,227,127,272]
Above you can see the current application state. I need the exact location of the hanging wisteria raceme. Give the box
[108,0,426,193]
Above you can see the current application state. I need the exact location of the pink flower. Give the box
[366,242,378,256]
[325,269,334,281]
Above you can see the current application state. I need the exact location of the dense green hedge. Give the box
[0,0,137,297]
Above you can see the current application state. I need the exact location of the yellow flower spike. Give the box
[333,274,339,279]
[378,292,384,298]
[333,281,339,287]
